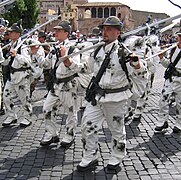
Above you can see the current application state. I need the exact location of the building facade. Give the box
[37,0,171,36]
[76,2,135,35]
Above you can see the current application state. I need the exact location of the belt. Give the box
[104,85,129,94]
[97,85,129,96]
[10,67,31,74]
[55,73,79,84]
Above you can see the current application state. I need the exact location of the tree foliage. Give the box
[2,0,40,29]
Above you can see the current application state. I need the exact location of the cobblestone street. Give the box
[0,64,181,180]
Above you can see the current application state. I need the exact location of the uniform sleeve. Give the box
[0,47,4,63]
[68,42,94,74]
[159,57,170,68]
[16,46,31,66]
[34,47,46,68]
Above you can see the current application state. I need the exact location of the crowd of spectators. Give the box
[160,33,177,45]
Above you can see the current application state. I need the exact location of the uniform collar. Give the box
[62,38,69,45]
[104,39,119,52]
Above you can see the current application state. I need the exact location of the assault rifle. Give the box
[85,43,116,106]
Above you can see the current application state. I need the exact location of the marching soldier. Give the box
[123,35,149,122]
[155,29,181,133]
[40,20,92,147]
[26,38,45,98]
[38,30,51,98]
[77,16,148,171]
[1,20,33,127]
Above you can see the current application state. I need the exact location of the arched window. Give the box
[118,13,121,19]
[85,8,91,18]
[98,8,103,18]
[91,8,96,18]
[104,7,109,18]
[111,7,116,16]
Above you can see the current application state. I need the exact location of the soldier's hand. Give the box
[129,54,141,69]
[63,58,72,67]
[158,52,165,60]
[60,45,67,57]
[60,45,72,67]
[10,49,17,57]
[30,46,39,54]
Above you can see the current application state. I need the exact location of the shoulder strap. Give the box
[52,46,61,73]
[93,44,104,59]
[118,44,131,82]
[170,46,177,60]
[68,45,75,55]
[171,50,181,67]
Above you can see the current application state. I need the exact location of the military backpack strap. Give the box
[7,45,22,81]
[93,44,104,59]
[118,44,131,83]
[169,46,177,61]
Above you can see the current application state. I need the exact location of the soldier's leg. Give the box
[60,91,78,147]
[16,78,32,127]
[40,91,60,146]
[77,102,105,171]
[103,100,128,170]
[155,80,172,132]
[30,78,39,98]
[133,92,147,121]
[2,81,18,126]
[173,90,181,133]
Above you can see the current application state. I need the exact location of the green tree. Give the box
[2,0,40,29]
[22,0,40,29]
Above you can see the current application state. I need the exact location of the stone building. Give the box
[37,0,171,35]
[37,0,135,34]
[76,2,135,35]
[132,10,169,28]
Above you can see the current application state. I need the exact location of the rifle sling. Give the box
[164,50,181,79]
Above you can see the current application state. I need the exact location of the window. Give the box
[118,13,121,19]
[98,8,103,18]
[111,7,116,16]
[91,8,96,18]
[104,7,109,18]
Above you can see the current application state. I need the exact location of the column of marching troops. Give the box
[0,16,180,172]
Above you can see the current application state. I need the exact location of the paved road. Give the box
[0,64,181,180]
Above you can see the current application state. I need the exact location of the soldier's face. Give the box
[54,29,68,42]
[177,35,181,45]
[102,26,120,44]
[9,31,20,41]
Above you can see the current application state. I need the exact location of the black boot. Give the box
[155,121,168,132]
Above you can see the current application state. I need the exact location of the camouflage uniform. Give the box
[2,21,32,127]
[77,17,148,172]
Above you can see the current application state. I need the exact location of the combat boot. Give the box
[155,121,168,133]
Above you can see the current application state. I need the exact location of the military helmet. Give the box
[176,29,181,35]
[38,30,46,38]
[99,16,122,30]
[91,27,100,36]
[26,38,40,48]
[54,20,71,33]
[8,19,23,33]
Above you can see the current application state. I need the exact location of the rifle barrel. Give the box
[2,14,61,50]
[121,14,181,38]
[144,43,177,61]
